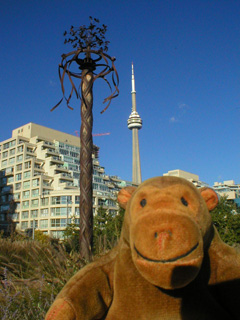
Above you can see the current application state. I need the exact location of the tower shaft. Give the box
[128,63,142,185]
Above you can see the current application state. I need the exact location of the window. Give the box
[75,207,80,216]
[51,218,66,227]
[32,189,39,197]
[108,199,116,207]
[23,171,31,179]
[32,178,39,187]
[23,190,30,199]
[16,155,23,162]
[40,208,49,217]
[41,197,49,206]
[1,195,6,202]
[42,189,50,195]
[12,213,19,220]
[22,201,29,209]
[7,176,14,183]
[2,151,8,158]
[16,173,22,181]
[98,199,107,206]
[9,149,15,156]
[75,196,80,204]
[21,221,28,229]
[1,160,7,167]
[3,141,15,150]
[30,220,38,228]
[1,204,10,211]
[10,140,16,147]
[39,219,48,229]
[22,211,29,219]
[25,161,31,169]
[51,207,68,216]
[17,145,24,153]
[31,199,39,207]
[23,181,30,189]
[5,167,13,175]
[31,210,38,218]
[15,182,21,190]
[3,142,9,150]
[9,157,15,165]
[2,186,11,193]
[16,164,22,171]
[14,193,20,200]
[51,230,64,239]
[51,196,72,205]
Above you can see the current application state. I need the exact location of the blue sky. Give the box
[1,0,240,186]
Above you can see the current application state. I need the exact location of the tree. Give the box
[62,219,80,253]
[52,17,119,260]
[93,206,125,254]
[211,196,240,246]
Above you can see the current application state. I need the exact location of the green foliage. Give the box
[61,207,125,255]
[34,230,51,244]
[62,220,80,253]
[211,196,240,246]
[93,206,125,254]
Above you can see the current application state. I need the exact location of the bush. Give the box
[211,196,240,246]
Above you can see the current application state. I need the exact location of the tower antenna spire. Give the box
[128,63,142,184]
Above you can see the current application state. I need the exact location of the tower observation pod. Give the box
[127,63,142,185]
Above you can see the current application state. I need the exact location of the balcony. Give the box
[49,156,64,164]
[53,164,69,173]
[57,172,73,181]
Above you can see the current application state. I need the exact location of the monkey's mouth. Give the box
[134,243,199,263]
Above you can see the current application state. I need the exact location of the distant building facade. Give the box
[0,123,133,238]
[163,169,209,188]
[213,180,240,207]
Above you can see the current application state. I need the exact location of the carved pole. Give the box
[51,19,119,260]
[79,66,94,261]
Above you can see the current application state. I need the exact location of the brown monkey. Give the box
[46,177,240,320]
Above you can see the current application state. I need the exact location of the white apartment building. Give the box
[0,123,133,238]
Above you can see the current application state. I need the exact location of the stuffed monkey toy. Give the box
[46,176,240,320]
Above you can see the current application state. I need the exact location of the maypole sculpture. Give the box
[51,17,119,260]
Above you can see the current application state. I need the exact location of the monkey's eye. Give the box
[181,197,188,206]
[140,199,147,207]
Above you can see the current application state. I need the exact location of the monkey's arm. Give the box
[45,254,116,320]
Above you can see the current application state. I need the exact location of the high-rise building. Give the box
[128,63,142,185]
[0,123,133,238]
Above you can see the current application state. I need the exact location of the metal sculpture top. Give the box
[51,17,119,114]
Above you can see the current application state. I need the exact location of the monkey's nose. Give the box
[154,230,172,250]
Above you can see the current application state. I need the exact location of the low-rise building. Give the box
[213,180,240,207]
[163,169,209,188]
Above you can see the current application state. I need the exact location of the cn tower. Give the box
[127,63,142,184]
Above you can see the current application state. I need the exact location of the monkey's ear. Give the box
[200,188,219,211]
[117,186,136,209]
